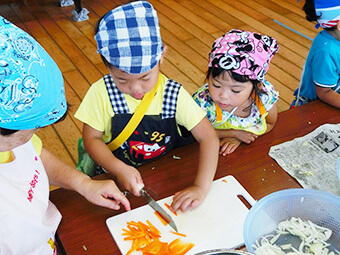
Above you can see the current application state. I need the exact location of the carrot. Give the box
[165,203,177,216]
[121,220,195,255]
[169,238,195,255]
[170,231,186,237]
[139,239,168,254]
[154,211,168,226]
[222,179,228,183]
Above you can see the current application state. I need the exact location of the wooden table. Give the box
[50,100,340,255]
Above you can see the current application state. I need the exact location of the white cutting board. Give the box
[106,175,256,254]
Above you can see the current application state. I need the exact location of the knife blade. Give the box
[138,184,178,232]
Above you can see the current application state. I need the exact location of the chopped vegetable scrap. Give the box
[165,203,177,216]
[173,155,181,160]
[253,217,340,255]
[122,220,194,255]
[298,171,314,176]
[170,231,186,237]
[222,180,228,183]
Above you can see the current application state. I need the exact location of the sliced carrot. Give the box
[122,220,194,255]
[170,231,186,237]
[146,220,161,236]
[139,239,168,254]
[154,211,168,226]
[222,179,228,183]
[168,238,195,255]
[165,203,178,216]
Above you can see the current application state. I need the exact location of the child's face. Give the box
[208,71,253,112]
[108,63,160,100]
[0,129,36,152]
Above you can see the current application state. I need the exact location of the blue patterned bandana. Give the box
[95,1,163,74]
[315,0,340,28]
[0,16,67,130]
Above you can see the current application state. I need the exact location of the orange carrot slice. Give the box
[170,231,187,237]
[122,220,194,255]
[165,203,177,216]
[154,211,168,226]
[169,238,195,255]
[139,239,168,254]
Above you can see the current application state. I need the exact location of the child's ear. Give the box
[159,44,168,64]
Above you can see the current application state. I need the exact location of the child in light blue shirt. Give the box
[291,0,340,108]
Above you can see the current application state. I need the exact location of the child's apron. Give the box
[214,93,268,135]
[104,75,193,167]
[0,140,60,254]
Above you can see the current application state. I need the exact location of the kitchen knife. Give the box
[137,184,178,232]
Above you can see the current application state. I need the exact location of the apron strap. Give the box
[216,104,223,122]
[251,92,266,117]
[104,74,130,114]
[161,79,181,119]
[107,74,161,151]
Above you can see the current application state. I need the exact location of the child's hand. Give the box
[219,137,242,155]
[79,178,131,211]
[170,185,207,212]
[115,164,144,197]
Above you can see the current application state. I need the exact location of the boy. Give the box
[75,1,219,212]
[0,16,130,254]
[291,0,340,108]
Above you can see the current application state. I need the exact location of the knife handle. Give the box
[137,183,144,191]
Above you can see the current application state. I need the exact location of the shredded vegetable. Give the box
[165,203,178,216]
[122,220,194,255]
[253,217,340,255]
[170,231,187,237]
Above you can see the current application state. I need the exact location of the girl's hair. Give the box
[206,66,264,103]
[0,108,69,136]
[303,0,336,31]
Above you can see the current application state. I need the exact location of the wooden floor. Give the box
[1,0,317,168]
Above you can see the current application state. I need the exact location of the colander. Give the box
[243,188,340,253]
[194,249,253,255]
[337,157,340,181]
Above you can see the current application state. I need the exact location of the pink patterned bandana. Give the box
[208,29,279,82]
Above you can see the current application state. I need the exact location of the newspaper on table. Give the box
[269,123,340,196]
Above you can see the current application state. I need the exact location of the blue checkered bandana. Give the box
[0,16,67,130]
[315,0,340,28]
[95,1,163,74]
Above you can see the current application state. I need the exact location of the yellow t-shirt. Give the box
[75,74,206,143]
[0,134,42,163]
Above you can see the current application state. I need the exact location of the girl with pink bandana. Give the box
[193,29,279,155]
[291,0,340,108]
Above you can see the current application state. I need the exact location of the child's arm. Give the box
[316,86,340,108]
[41,148,130,211]
[171,117,219,212]
[263,103,278,133]
[215,103,278,156]
[82,124,144,196]
[215,129,258,142]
